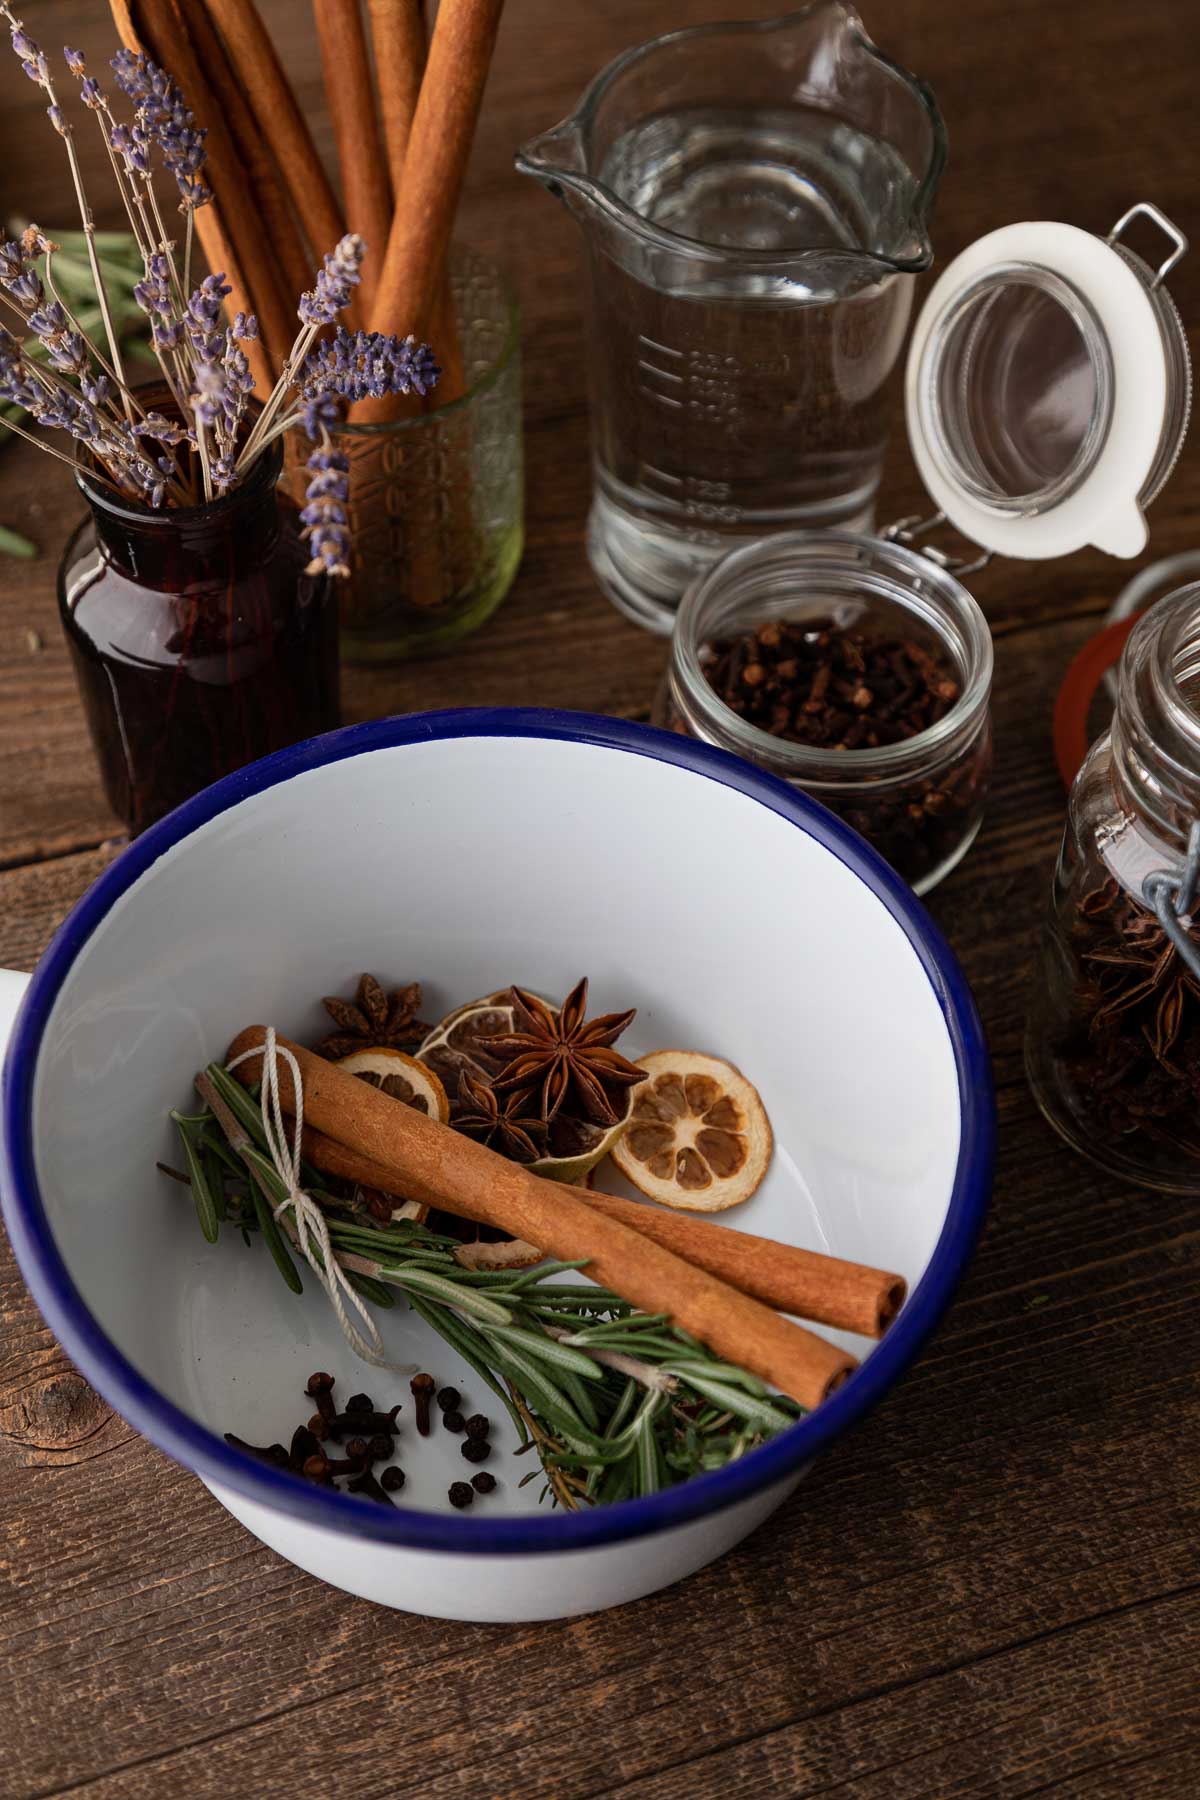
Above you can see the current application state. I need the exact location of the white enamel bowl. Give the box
[0,710,992,1621]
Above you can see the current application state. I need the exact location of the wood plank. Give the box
[2,0,1200,1795]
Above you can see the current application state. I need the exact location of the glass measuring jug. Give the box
[516,2,945,634]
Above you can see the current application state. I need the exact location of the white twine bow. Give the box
[226,1027,410,1370]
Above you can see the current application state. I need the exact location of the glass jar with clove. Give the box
[653,532,993,893]
[1027,584,1200,1191]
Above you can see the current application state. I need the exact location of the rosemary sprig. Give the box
[168,1062,804,1507]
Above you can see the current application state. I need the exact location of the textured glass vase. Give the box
[335,248,524,662]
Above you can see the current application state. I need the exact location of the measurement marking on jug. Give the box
[640,464,684,489]
[639,337,684,359]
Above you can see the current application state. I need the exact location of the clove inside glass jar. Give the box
[653,531,993,893]
[1026,584,1200,1191]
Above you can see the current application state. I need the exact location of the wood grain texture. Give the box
[2,0,1200,1795]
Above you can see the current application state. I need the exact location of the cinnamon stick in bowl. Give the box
[227,1027,857,1409]
[302,1126,906,1338]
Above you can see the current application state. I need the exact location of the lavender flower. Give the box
[298,327,440,409]
[133,253,174,320]
[298,235,366,326]
[301,444,352,578]
[110,48,210,208]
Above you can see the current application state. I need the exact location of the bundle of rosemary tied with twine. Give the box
[174,1055,804,1509]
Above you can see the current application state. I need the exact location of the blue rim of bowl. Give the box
[0,708,993,1554]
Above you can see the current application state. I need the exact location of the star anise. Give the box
[317,973,430,1060]
[490,978,644,1125]
[452,1071,547,1164]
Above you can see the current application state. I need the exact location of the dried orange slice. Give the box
[610,1051,772,1212]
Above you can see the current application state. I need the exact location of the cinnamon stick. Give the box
[312,0,393,316]
[182,2,313,303]
[227,1028,857,1409]
[369,0,428,191]
[367,0,467,405]
[111,0,295,379]
[204,0,347,262]
[358,0,504,410]
[302,1126,905,1338]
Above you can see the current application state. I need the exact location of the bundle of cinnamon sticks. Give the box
[109,0,504,407]
[228,1027,909,1413]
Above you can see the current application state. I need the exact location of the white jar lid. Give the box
[905,207,1190,562]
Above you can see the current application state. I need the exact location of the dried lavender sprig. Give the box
[62,47,160,278]
[0,6,129,412]
[109,48,210,212]
[25,227,148,428]
[238,236,368,467]
[300,438,351,578]
[247,326,440,471]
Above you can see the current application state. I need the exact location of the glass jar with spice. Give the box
[1027,585,1200,1191]
[653,531,992,893]
[658,202,1192,890]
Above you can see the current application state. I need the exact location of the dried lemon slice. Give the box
[610,1051,772,1212]
[334,1048,451,1225]
[336,1046,450,1121]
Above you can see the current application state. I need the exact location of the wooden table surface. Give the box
[3,2,1200,1794]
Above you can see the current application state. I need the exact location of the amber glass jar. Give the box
[58,440,339,835]
[1027,585,1200,1190]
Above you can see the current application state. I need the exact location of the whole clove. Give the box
[345,1392,375,1414]
[698,615,989,888]
[307,1412,330,1441]
[302,1451,333,1483]
[410,1373,435,1435]
[329,1405,401,1436]
[321,1451,371,1477]
[289,1425,323,1470]
[305,1371,337,1426]
[345,1436,372,1464]
[347,1469,395,1506]
[461,1437,490,1464]
[224,1432,289,1468]
[448,1481,474,1508]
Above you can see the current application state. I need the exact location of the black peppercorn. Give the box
[345,1392,375,1414]
[448,1481,474,1508]
[464,1414,489,1439]
[380,1466,406,1493]
[442,1409,466,1434]
[436,1386,460,1413]
[368,1433,392,1462]
[470,1471,496,1494]
[461,1437,490,1464]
